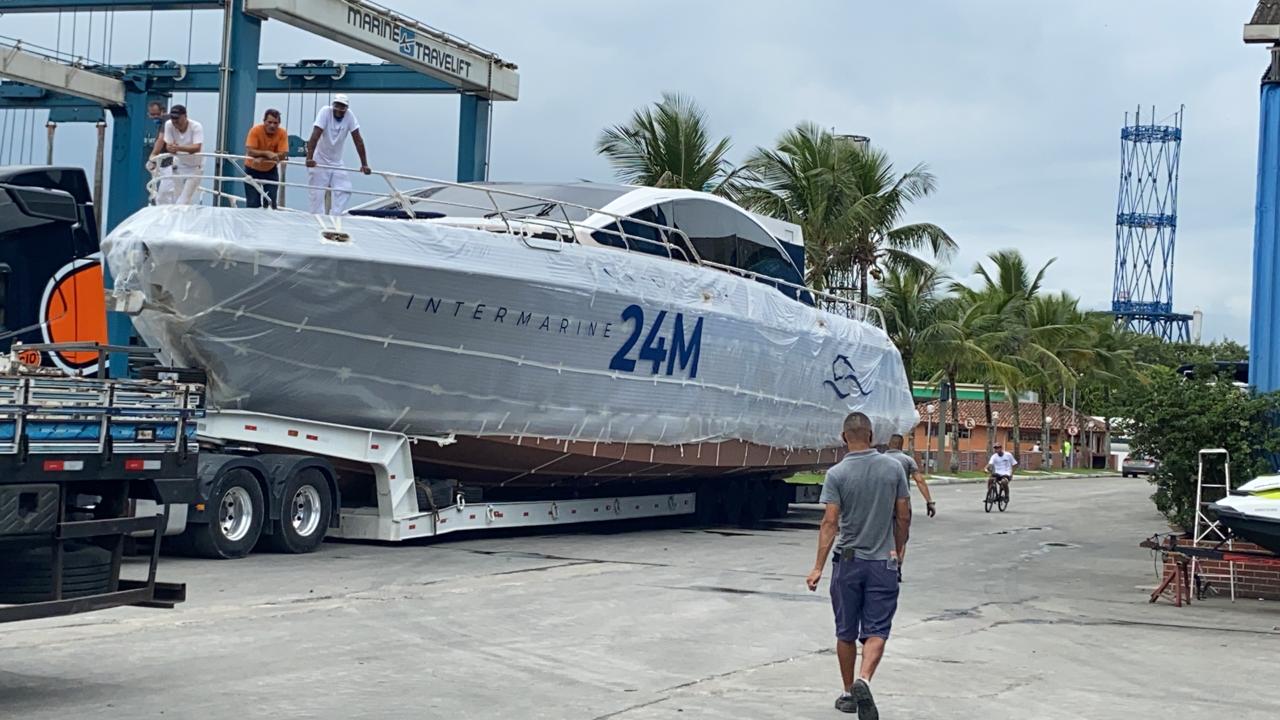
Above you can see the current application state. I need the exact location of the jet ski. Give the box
[1209,475,1280,555]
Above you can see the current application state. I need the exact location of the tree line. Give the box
[596,93,1258,484]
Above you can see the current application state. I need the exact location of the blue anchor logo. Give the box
[823,354,872,399]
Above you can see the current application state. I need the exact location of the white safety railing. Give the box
[145,152,885,328]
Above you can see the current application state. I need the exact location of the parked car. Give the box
[1122,455,1158,478]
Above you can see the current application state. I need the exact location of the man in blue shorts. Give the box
[807,412,911,717]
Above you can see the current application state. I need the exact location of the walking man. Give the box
[244,108,289,209]
[304,93,370,215]
[807,412,911,717]
[886,433,935,518]
[148,104,204,205]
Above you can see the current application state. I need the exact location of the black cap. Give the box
[169,104,187,116]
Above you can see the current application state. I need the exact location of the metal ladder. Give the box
[1191,448,1237,600]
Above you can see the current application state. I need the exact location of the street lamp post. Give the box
[1086,421,1097,469]
[1044,415,1054,468]
[925,403,936,471]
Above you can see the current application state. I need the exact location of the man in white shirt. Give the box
[985,443,1018,495]
[148,104,204,205]
[304,93,371,215]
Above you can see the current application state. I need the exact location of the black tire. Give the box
[983,485,995,513]
[693,484,721,526]
[719,480,746,526]
[0,543,113,603]
[740,479,768,528]
[766,481,791,518]
[997,485,1010,513]
[268,469,333,554]
[179,468,264,559]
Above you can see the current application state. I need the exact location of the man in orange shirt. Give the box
[244,108,289,209]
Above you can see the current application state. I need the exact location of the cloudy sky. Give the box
[0,1,1267,341]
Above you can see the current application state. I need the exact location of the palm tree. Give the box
[876,265,943,452]
[596,92,746,196]
[739,122,863,291]
[921,296,1006,472]
[742,124,956,301]
[956,250,1055,456]
[1016,293,1092,467]
[842,147,957,304]
[1075,314,1141,461]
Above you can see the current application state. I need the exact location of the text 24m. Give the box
[608,304,704,379]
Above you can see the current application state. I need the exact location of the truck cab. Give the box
[0,166,108,373]
[2,166,197,623]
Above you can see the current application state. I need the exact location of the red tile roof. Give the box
[915,399,1094,432]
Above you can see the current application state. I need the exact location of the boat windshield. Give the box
[591,198,808,302]
[351,182,633,222]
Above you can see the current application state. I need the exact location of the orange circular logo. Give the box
[39,255,108,374]
[17,349,42,367]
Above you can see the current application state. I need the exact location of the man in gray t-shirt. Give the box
[807,412,911,717]
[820,449,907,560]
[886,433,936,518]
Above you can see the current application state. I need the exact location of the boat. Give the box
[101,162,918,490]
[1209,476,1280,555]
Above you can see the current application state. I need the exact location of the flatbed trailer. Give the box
[1141,534,1280,606]
[4,352,799,563]
[196,409,698,544]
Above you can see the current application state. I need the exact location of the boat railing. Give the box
[145,152,885,328]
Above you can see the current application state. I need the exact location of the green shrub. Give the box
[1126,369,1280,530]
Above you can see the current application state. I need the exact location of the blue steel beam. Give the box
[3,63,456,107]
[214,0,261,203]
[457,94,490,182]
[151,63,461,94]
[104,82,154,376]
[1250,53,1280,393]
[0,1,223,10]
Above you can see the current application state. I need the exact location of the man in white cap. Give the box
[304,93,370,215]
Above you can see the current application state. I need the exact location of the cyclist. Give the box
[985,443,1018,495]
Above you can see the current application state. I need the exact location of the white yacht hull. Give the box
[104,206,917,486]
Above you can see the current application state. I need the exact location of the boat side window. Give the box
[592,203,691,261]
[668,198,804,295]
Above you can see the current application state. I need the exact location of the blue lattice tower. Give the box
[1111,105,1192,342]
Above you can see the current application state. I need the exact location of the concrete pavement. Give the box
[1,476,1277,719]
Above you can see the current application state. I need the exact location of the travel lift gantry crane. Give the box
[2,1,721,550]
[0,0,518,232]
[0,0,520,373]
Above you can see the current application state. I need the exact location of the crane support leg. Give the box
[1251,50,1280,393]
[215,0,262,204]
[457,94,490,182]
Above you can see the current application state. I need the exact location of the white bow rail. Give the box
[144,152,885,329]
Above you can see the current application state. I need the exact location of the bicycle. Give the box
[984,474,1010,513]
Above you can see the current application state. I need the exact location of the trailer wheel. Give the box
[693,484,720,526]
[740,479,768,528]
[268,469,333,554]
[181,468,264,559]
[0,543,113,603]
[719,480,746,526]
[766,481,791,518]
